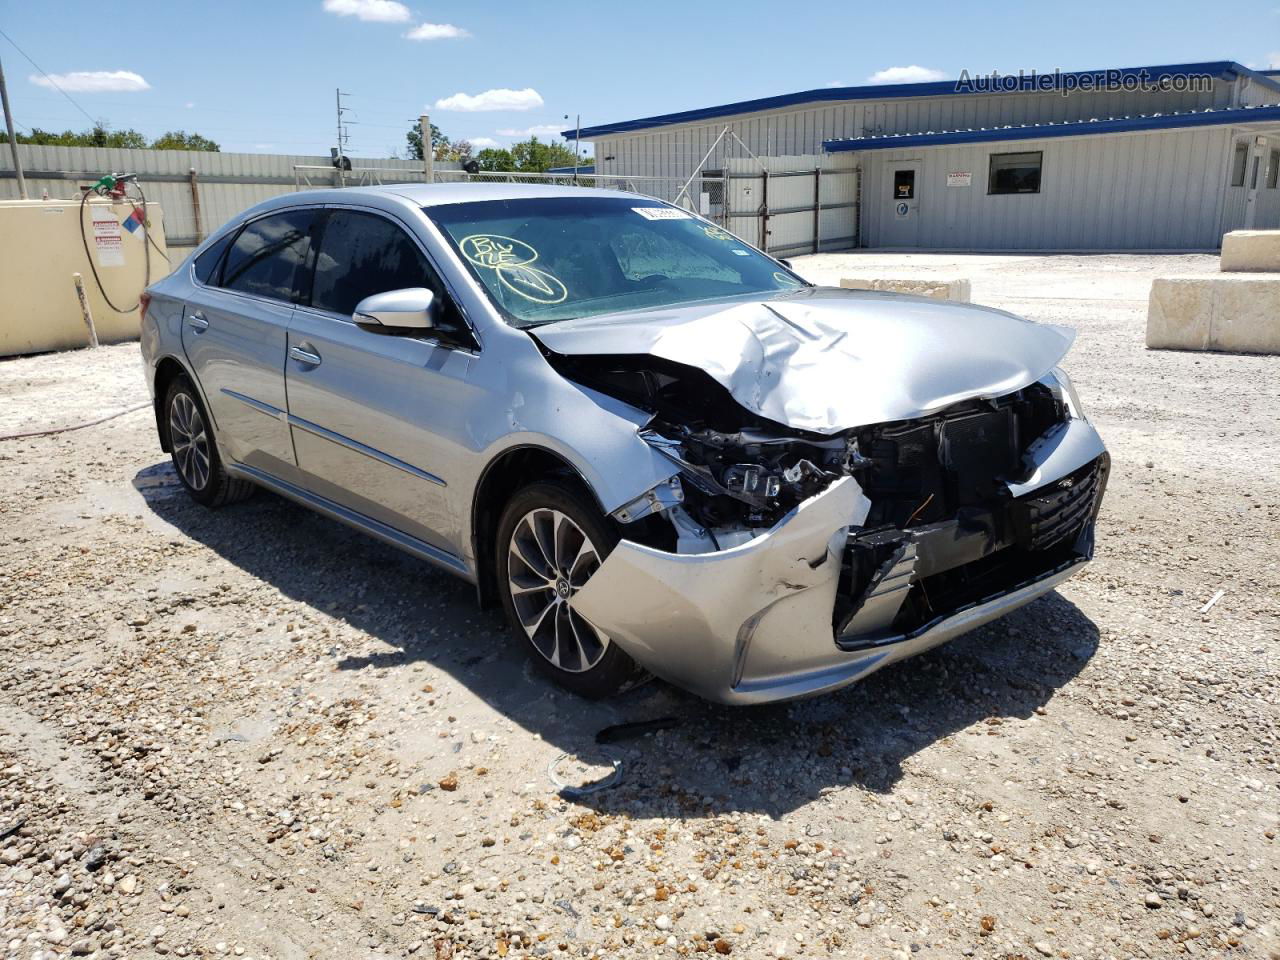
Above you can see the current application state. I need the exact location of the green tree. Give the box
[149,130,221,151]
[405,122,472,162]
[2,124,219,151]
[510,136,582,172]
[474,147,514,172]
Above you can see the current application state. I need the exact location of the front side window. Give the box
[1268,149,1279,190]
[988,151,1042,195]
[221,209,315,301]
[426,196,804,328]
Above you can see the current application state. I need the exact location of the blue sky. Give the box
[2,0,1278,159]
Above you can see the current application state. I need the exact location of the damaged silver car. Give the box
[141,184,1107,703]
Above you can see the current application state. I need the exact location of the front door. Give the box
[882,159,922,247]
[285,207,478,556]
[180,208,316,478]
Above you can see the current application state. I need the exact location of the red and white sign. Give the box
[91,207,124,267]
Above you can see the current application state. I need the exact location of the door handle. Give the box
[289,345,322,366]
[188,312,210,332]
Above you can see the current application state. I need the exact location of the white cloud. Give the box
[496,124,564,138]
[435,88,543,112]
[825,80,847,88]
[184,101,195,109]
[864,65,948,85]
[30,70,149,93]
[405,22,469,40]
[469,136,499,149]
[322,0,410,22]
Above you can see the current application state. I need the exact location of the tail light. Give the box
[139,291,152,318]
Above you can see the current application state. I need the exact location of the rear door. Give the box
[285,206,480,555]
[180,208,317,479]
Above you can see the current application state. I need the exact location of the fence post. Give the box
[759,170,770,253]
[188,168,203,243]
[813,167,821,254]
[419,114,433,184]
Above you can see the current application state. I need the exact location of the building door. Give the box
[1243,139,1264,229]
[883,160,922,247]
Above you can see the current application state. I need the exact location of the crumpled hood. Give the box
[532,287,1075,434]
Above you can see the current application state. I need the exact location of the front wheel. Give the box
[496,481,643,699]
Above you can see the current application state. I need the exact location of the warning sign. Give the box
[91,207,124,268]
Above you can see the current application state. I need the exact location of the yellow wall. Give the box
[0,198,171,357]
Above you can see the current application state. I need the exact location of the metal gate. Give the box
[724,155,860,256]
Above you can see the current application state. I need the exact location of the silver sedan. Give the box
[140,184,1108,703]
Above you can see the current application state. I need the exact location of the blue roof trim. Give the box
[545,165,595,174]
[567,61,1280,139]
[822,104,1280,152]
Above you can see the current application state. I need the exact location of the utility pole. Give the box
[334,88,351,187]
[419,113,433,184]
[564,113,584,180]
[0,53,28,199]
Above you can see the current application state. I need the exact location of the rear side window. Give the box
[221,209,316,302]
[193,231,234,285]
[310,210,467,337]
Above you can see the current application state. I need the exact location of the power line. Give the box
[0,26,96,126]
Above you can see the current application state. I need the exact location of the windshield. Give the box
[425,195,805,327]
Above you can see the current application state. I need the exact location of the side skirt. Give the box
[227,462,475,583]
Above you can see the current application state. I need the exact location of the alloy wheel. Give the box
[506,508,610,673]
[169,392,211,491]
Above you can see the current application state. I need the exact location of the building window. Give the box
[1230,143,1248,187]
[893,168,916,199]
[988,151,1042,194]
[1269,149,1279,189]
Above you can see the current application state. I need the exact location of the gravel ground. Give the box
[1,253,1277,960]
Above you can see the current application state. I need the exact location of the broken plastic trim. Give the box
[610,474,684,524]
[547,752,624,798]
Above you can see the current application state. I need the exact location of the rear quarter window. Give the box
[192,231,234,285]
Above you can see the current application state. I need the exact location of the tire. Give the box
[496,480,644,699]
[163,376,255,508]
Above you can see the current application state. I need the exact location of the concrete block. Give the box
[1220,230,1280,273]
[839,277,971,302]
[1147,274,1280,354]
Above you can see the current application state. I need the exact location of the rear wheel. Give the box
[164,377,254,507]
[496,481,642,698]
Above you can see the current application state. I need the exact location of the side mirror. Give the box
[777,258,793,270]
[353,287,436,331]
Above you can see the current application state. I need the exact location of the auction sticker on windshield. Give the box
[633,207,692,220]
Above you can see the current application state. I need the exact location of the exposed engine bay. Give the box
[545,347,1108,643]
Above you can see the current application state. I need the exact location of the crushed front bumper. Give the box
[573,418,1108,705]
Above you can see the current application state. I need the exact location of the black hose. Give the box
[77,179,154,314]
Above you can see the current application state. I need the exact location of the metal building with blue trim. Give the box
[567,62,1280,251]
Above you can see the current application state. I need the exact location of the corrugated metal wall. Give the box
[0,145,446,255]
[858,126,1248,250]
[593,83,1235,182]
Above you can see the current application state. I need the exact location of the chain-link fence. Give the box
[2,142,857,260]
[432,168,732,229]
